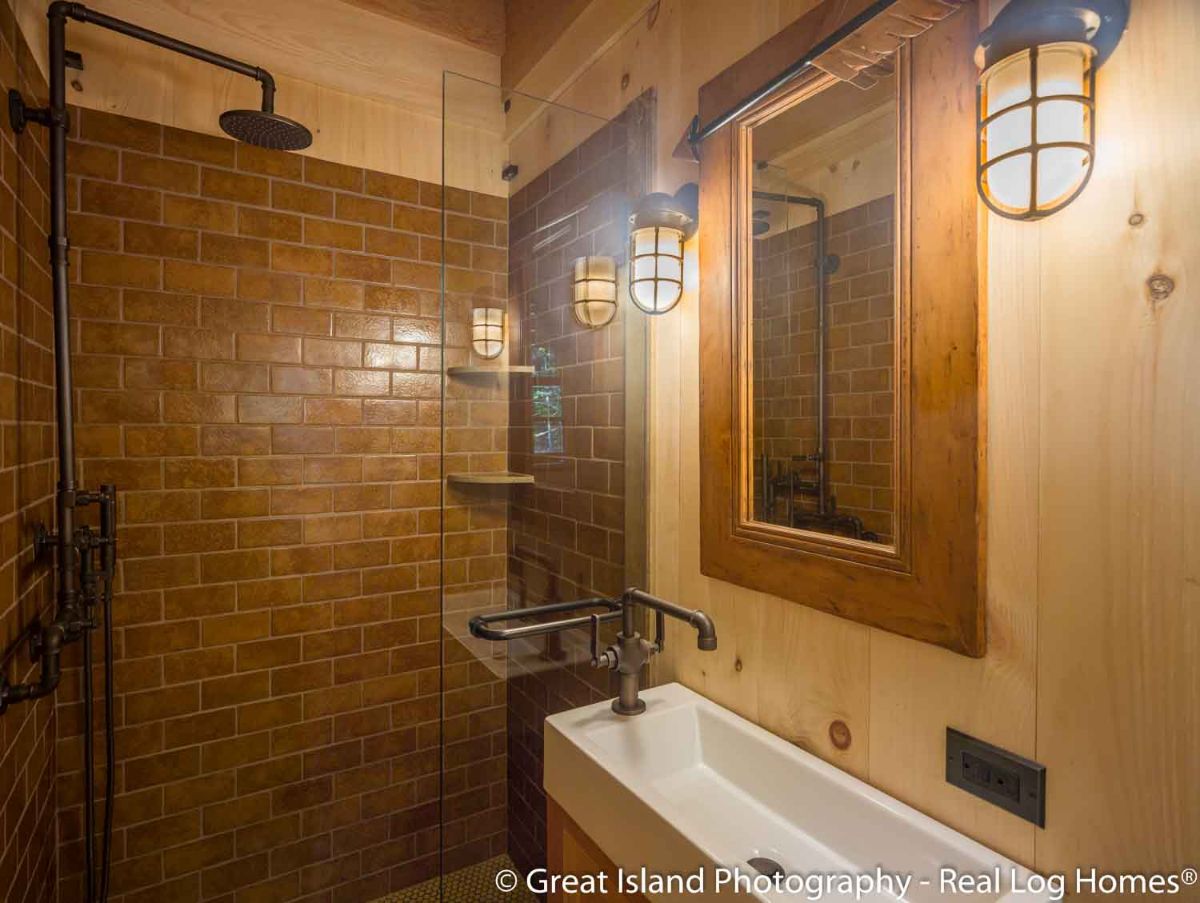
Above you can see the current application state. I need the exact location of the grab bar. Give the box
[468,596,622,641]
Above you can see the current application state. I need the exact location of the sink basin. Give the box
[545,683,1052,902]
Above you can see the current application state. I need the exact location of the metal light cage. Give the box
[629,225,685,315]
[471,307,505,359]
[571,255,618,328]
[977,41,1097,221]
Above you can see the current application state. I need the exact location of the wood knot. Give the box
[734,657,743,673]
[1127,212,1145,227]
[829,719,852,751]
[1147,273,1175,303]
[620,72,630,91]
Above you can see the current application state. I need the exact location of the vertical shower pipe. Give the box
[49,0,79,650]
[753,190,830,517]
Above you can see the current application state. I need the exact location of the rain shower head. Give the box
[220,109,313,151]
[31,3,314,152]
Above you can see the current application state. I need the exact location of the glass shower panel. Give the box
[439,72,650,896]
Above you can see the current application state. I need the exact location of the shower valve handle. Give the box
[589,614,616,670]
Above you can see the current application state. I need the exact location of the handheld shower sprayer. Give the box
[3,5,313,901]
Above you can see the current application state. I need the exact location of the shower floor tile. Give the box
[372,854,536,903]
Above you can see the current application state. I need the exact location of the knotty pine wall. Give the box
[11,0,505,195]
[509,0,1199,886]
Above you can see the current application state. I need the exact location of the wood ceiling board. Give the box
[502,0,593,88]
[752,76,893,165]
[336,0,506,54]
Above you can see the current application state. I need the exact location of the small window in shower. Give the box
[532,385,564,454]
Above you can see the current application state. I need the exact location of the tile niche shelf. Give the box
[446,472,535,486]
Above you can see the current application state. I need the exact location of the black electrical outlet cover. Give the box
[946,728,1046,827]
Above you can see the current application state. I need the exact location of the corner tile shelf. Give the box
[446,365,535,377]
[446,472,535,486]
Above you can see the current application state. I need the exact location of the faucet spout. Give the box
[692,611,718,651]
[624,588,717,651]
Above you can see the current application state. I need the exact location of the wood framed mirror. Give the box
[698,0,985,655]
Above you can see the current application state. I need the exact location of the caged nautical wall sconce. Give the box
[471,307,505,359]
[571,256,618,328]
[975,0,1130,220]
[628,183,698,315]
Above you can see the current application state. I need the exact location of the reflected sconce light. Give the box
[571,256,618,328]
[628,183,698,315]
[471,307,505,359]
[976,0,1129,220]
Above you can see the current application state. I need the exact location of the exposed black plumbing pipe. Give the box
[753,190,834,517]
[51,2,278,110]
[686,0,899,155]
[1,5,308,901]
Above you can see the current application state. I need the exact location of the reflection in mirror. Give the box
[749,73,897,545]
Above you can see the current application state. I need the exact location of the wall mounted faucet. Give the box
[594,588,717,715]
[469,587,717,716]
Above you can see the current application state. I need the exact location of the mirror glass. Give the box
[748,73,898,545]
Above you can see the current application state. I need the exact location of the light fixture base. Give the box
[630,182,699,238]
[977,0,1130,70]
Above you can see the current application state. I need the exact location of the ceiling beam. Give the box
[336,0,506,55]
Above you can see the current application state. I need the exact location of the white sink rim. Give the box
[545,682,1050,902]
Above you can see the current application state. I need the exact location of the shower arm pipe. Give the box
[753,190,830,516]
[47,2,279,111]
[685,0,898,154]
[23,0,285,662]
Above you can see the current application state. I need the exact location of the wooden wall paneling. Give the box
[502,0,664,195]
[866,81,1040,862]
[11,0,505,191]
[1033,0,1200,877]
[504,0,825,197]
[860,0,1036,866]
[486,0,1198,882]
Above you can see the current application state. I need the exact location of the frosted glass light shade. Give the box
[628,226,684,315]
[978,41,1095,220]
[471,307,504,359]
[571,256,618,328]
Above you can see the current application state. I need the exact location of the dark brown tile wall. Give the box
[0,5,58,902]
[55,106,506,901]
[752,195,895,542]
[502,104,645,877]
[438,185,511,874]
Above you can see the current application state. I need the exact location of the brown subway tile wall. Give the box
[503,100,648,877]
[57,106,506,901]
[752,196,895,543]
[439,185,511,875]
[0,5,57,902]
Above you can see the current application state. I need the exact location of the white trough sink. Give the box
[545,683,1052,902]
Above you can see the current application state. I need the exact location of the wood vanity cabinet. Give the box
[547,797,648,902]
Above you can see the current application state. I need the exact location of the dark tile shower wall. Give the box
[57,108,505,901]
[438,186,511,874]
[502,99,649,877]
[752,195,895,542]
[0,7,57,902]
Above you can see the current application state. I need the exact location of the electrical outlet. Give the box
[946,728,1046,826]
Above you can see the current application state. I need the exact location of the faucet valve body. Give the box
[602,588,716,717]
